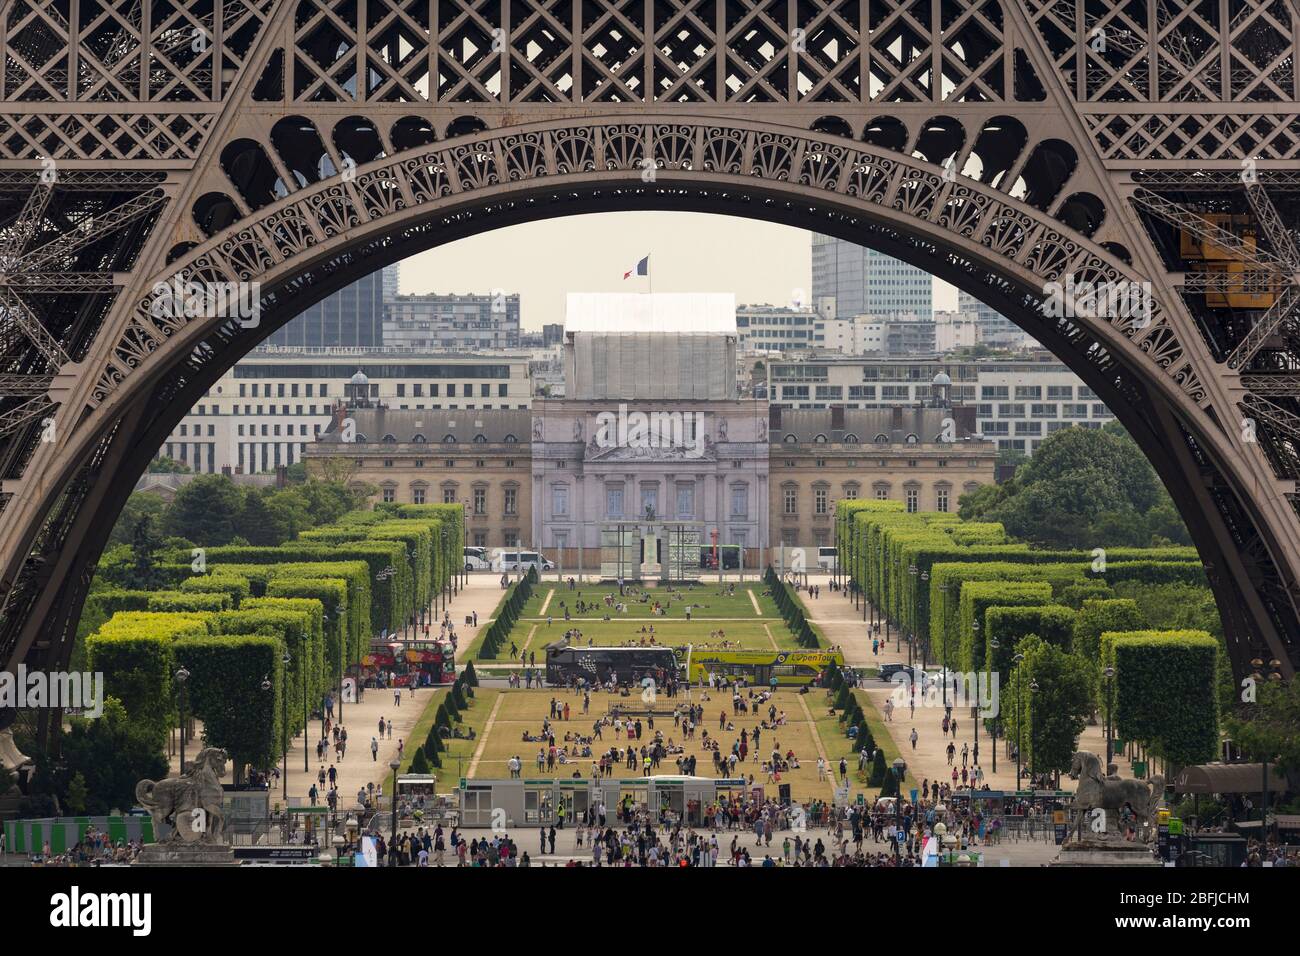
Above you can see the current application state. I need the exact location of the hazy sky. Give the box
[399,211,958,329]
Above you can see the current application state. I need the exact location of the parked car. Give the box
[878,662,912,682]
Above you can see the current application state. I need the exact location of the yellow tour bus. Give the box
[674,647,845,687]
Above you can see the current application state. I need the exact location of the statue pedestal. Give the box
[1052,837,1161,867]
[640,527,662,581]
[134,842,239,867]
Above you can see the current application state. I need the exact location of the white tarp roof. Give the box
[564,293,737,335]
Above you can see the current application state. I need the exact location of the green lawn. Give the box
[399,684,502,782]
[507,618,801,652]
[517,583,779,620]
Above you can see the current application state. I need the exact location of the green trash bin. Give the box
[1132,760,1147,779]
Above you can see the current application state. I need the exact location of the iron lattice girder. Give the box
[1246,182,1300,267]
[1242,395,1300,445]
[1177,271,1280,293]
[17,189,166,275]
[0,287,69,367]
[1130,187,1291,272]
[0,396,55,440]
[1131,183,1300,369]
[1226,286,1300,371]
[1134,171,1300,191]
[0,374,54,396]
[0,181,53,265]
[1242,374,1300,398]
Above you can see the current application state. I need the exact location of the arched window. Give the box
[381,434,397,444]
[844,434,859,444]
[473,434,488,443]
[442,434,457,443]
[412,434,427,444]
[783,434,798,443]
[873,434,889,444]
[905,433,920,444]
[814,434,828,443]
[504,434,518,443]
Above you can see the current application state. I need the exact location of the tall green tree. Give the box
[1007,636,1095,778]
[147,456,191,474]
[1226,679,1300,775]
[163,474,244,545]
[236,490,295,546]
[130,513,167,591]
[35,698,169,815]
[108,490,168,548]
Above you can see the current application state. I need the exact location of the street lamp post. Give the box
[906,565,918,668]
[988,638,999,775]
[918,571,929,667]
[281,651,291,801]
[1102,666,1115,770]
[1028,679,1040,789]
[389,757,401,845]
[260,674,272,804]
[175,666,190,774]
[1012,652,1024,788]
[302,646,309,773]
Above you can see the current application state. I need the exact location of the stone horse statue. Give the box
[1068,750,1163,842]
[136,747,229,843]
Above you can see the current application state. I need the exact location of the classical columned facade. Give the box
[530,398,769,576]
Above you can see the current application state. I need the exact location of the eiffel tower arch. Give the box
[0,0,1298,696]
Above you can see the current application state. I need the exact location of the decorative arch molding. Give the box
[1,116,1296,684]
[92,116,1207,418]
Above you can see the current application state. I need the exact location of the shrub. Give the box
[86,611,211,752]
[173,632,283,778]
[984,604,1076,677]
[956,581,1053,672]
[869,748,887,787]
[1100,629,1219,768]
[410,748,431,774]
[1073,599,1144,662]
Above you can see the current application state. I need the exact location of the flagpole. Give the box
[647,254,652,296]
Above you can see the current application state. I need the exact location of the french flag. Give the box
[623,255,649,279]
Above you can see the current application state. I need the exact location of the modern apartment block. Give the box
[811,233,932,320]
[956,289,1034,349]
[765,352,1114,456]
[384,292,522,350]
[156,349,532,475]
[265,264,399,348]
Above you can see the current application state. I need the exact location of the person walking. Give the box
[909,728,919,751]
[371,736,379,761]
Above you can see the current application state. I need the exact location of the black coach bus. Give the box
[544,642,679,687]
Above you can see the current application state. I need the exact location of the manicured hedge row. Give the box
[477,569,537,660]
[266,577,350,685]
[86,611,212,751]
[956,581,1052,672]
[146,591,231,613]
[764,567,823,647]
[202,541,408,634]
[215,607,321,742]
[1100,629,1219,767]
[984,604,1076,677]
[836,500,1198,654]
[1072,599,1144,663]
[173,633,283,779]
[179,573,251,607]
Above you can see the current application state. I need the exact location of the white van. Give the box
[463,547,491,571]
[817,546,838,571]
[490,549,555,573]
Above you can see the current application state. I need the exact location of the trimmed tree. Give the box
[1101,630,1219,768]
